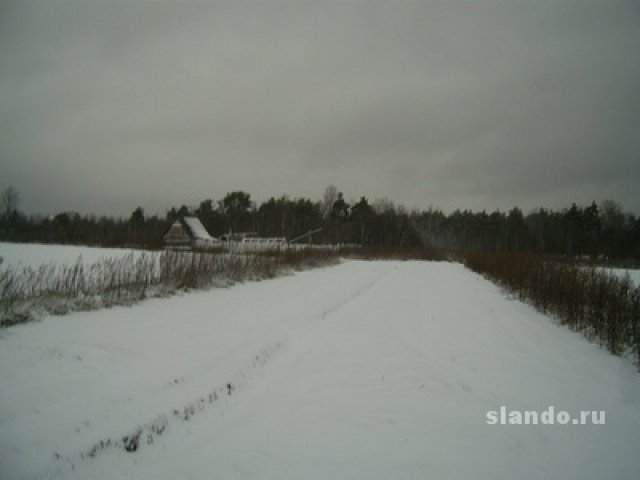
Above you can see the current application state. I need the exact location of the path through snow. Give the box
[1,260,639,479]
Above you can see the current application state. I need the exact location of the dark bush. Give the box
[463,252,640,363]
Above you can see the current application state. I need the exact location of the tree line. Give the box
[414,200,640,260]
[1,186,639,260]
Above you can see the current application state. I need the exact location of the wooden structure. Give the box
[162,216,221,250]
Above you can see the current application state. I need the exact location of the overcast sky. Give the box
[1,0,639,217]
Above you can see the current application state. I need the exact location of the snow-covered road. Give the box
[1,260,639,479]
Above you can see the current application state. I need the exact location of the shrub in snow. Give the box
[464,252,640,364]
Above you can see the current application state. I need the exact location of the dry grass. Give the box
[0,249,341,327]
[463,252,640,363]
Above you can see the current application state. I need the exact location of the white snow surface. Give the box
[604,267,640,286]
[0,242,152,269]
[1,260,639,479]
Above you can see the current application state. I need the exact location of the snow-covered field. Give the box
[604,267,640,286]
[0,242,153,269]
[1,258,639,479]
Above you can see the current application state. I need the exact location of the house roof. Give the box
[182,216,214,240]
[163,216,218,242]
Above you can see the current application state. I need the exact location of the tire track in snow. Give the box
[46,339,285,477]
[319,264,397,320]
[46,264,395,477]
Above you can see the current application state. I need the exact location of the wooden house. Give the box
[162,216,221,250]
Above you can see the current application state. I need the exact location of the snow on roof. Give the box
[183,217,214,240]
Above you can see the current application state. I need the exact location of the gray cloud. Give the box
[1,0,639,216]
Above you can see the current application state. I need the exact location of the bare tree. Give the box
[373,197,395,215]
[600,199,626,230]
[1,186,19,219]
[321,185,339,219]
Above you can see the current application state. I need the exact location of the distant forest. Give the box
[1,186,639,260]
